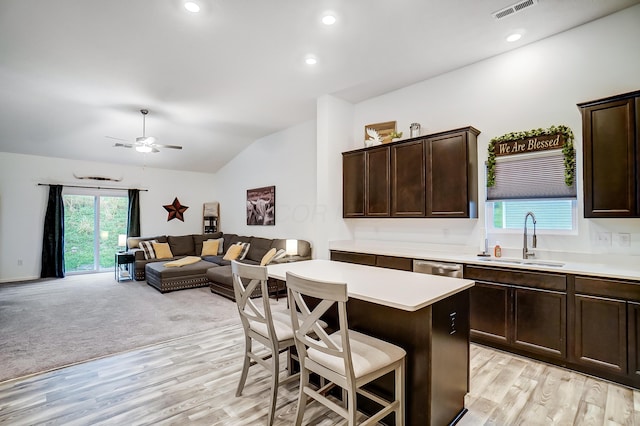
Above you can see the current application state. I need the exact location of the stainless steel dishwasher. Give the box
[413,259,464,278]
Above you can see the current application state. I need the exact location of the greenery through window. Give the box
[490,200,575,231]
[64,193,128,273]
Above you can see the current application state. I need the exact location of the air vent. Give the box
[493,0,537,20]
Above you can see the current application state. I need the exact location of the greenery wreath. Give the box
[486,125,575,187]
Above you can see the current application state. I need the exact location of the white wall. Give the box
[0,152,216,282]
[336,5,640,259]
[213,120,318,245]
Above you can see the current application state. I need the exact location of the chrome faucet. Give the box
[523,212,537,259]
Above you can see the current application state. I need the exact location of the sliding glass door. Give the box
[63,190,128,273]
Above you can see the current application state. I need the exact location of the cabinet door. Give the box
[365,146,390,216]
[470,282,509,345]
[391,140,425,217]
[425,131,471,217]
[581,98,637,217]
[629,302,640,387]
[512,287,566,359]
[342,152,365,217]
[574,294,627,375]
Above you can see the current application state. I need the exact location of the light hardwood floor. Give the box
[1,321,638,425]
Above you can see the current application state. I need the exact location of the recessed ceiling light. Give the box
[184,1,200,13]
[322,15,337,25]
[506,33,522,42]
[305,57,317,65]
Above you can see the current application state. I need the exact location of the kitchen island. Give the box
[267,259,475,426]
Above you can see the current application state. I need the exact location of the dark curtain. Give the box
[41,185,65,278]
[127,189,141,248]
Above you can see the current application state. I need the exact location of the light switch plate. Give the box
[597,232,612,246]
[618,233,631,247]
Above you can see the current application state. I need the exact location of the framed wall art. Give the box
[246,186,275,225]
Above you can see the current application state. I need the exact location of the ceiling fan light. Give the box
[136,145,153,153]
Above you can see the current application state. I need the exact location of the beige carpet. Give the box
[0,273,240,383]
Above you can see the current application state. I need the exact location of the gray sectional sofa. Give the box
[126,233,311,296]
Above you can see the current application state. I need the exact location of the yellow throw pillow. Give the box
[223,244,243,261]
[152,242,174,259]
[201,239,220,256]
[260,247,277,266]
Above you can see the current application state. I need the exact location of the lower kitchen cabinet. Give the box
[629,302,640,385]
[573,276,640,387]
[466,265,567,362]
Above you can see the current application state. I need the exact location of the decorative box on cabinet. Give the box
[578,90,640,218]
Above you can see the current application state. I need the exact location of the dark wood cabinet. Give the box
[578,90,640,218]
[465,265,566,361]
[574,294,627,375]
[391,140,425,217]
[329,250,413,272]
[469,282,509,344]
[342,151,365,217]
[629,302,640,386]
[572,275,640,386]
[425,128,479,218]
[365,146,390,216]
[342,126,479,218]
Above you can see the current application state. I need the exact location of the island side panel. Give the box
[346,297,434,426]
[431,288,471,425]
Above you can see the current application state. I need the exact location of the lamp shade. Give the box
[285,239,298,256]
[118,234,127,248]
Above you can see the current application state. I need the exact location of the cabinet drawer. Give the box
[465,265,566,291]
[575,276,640,302]
[376,255,413,271]
[330,250,376,266]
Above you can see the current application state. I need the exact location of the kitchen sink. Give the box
[476,257,565,268]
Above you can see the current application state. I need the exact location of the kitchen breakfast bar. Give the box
[267,259,475,426]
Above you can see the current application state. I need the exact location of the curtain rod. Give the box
[38,183,148,191]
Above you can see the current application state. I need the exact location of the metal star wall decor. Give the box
[163,197,189,222]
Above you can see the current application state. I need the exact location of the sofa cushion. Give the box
[128,235,166,251]
[153,242,174,259]
[247,237,274,262]
[201,239,220,256]
[260,248,277,266]
[223,242,250,260]
[139,240,158,260]
[193,232,223,256]
[202,255,231,266]
[168,235,195,256]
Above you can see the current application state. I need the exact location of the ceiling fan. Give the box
[109,109,182,153]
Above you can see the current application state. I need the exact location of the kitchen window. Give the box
[487,199,576,233]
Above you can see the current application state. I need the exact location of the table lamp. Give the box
[118,234,127,251]
[286,239,298,258]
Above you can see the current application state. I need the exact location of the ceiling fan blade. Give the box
[154,144,183,150]
[152,147,160,153]
[106,136,130,142]
[113,143,134,148]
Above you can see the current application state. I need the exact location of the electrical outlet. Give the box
[17,259,23,266]
[597,232,612,246]
[618,233,631,247]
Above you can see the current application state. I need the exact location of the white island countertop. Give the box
[267,259,474,312]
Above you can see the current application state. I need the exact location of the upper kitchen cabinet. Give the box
[391,139,425,217]
[578,90,640,218]
[342,126,479,218]
[425,127,479,218]
[342,145,390,217]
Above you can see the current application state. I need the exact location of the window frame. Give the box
[485,199,578,236]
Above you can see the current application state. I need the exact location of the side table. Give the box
[115,252,135,282]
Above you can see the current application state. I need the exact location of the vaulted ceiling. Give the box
[1,0,638,173]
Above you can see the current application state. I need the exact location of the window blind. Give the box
[487,150,576,200]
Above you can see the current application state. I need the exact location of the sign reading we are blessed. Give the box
[494,133,564,157]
